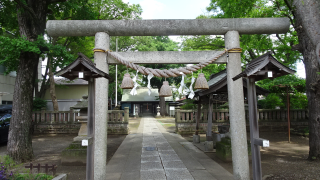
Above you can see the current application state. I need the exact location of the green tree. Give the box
[0,0,141,162]
[257,75,307,109]
[206,0,320,160]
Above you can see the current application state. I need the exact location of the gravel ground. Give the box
[1,117,319,180]
[184,131,320,180]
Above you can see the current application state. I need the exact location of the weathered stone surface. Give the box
[108,51,227,64]
[47,18,290,37]
[61,142,87,166]
[225,31,250,179]
[216,138,251,162]
[193,135,200,143]
[94,32,109,179]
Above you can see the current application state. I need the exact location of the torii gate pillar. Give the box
[93,32,109,179]
[225,31,250,179]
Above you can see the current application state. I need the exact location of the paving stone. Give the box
[142,143,157,147]
[157,146,174,151]
[189,170,216,180]
[141,156,161,162]
[159,151,177,156]
[142,147,158,153]
[160,154,181,161]
[141,162,164,170]
[165,169,194,180]
[141,151,159,157]
[140,170,166,180]
[157,143,171,148]
[163,161,187,169]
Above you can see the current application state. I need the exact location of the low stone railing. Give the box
[32,110,79,134]
[175,108,308,134]
[32,107,129,134]
[107,108,129,134]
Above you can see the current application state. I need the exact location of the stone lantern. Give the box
[71,95,88,141]
[156,105,160,117]
[135,105,139,118]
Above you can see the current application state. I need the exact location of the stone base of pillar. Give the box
[73,136,88,142]
[193,135,200,143]
[204,141,214,152]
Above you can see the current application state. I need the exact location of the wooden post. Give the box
[196,97,201,135]
[248,77,262,180]
[207,94,213,141]
[86,78,95,180]
[175,107,180,133]
[287,86,291,142]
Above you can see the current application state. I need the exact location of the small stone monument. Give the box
[71,95,88,142]
[135,105,139,118]
[156,105,160,117]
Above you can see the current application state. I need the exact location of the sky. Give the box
[123,0,306,79]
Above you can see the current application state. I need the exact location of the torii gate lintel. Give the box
[46,18,290,180]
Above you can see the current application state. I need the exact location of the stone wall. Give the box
[176,109,308,134]
[33,109,129,135]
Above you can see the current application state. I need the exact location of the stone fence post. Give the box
[69,107,74,123]
[175,107,180,133]
[124,107,129,122]
[41,107,46,123]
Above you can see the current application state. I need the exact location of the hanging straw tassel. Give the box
[121,73,134,89]
[159,81,172,97]
[194,73,209,89]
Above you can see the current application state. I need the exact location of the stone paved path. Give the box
[106,117,233,180]
[140,117,194,179]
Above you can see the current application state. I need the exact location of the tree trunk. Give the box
[160,96,167,116]
[7,0,49,162]
[7,52,39,162]
[48,58,59,111]
[293,0,320,160]
[35,63,49,99]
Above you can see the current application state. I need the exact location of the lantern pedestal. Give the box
[156,106,161,117]
[193,135,200,143]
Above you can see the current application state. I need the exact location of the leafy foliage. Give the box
[33,98,47,111]
[257,75,307,109]
[201,0,302,68]
[258,93,284,109]
[180,99,197,110]
[256,75,306,93]
[0,156,53,180]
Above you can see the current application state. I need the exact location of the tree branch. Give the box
[14,0,38,21]
[292,44,303,53]
[48,0,67,4]
[248,49,257,60]
[276,34,285,45]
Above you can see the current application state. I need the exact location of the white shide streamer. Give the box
[130,70,139,96]
[188,76,195,99]
[147,73,153,96]
[178,73,185,95]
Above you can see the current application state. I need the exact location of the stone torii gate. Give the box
[46,18,289,180]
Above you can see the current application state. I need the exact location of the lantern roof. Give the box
[55,52,111,81]
[195,69,269,97]
[233,52,296,81]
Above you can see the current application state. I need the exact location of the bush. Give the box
[180,99,197,110]
[33,98,47,111]
[0,156,53,180]
[258,93,284,109]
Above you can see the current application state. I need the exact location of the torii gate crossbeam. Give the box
[46,18,289,180]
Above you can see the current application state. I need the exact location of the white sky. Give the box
[124,0,306,79]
